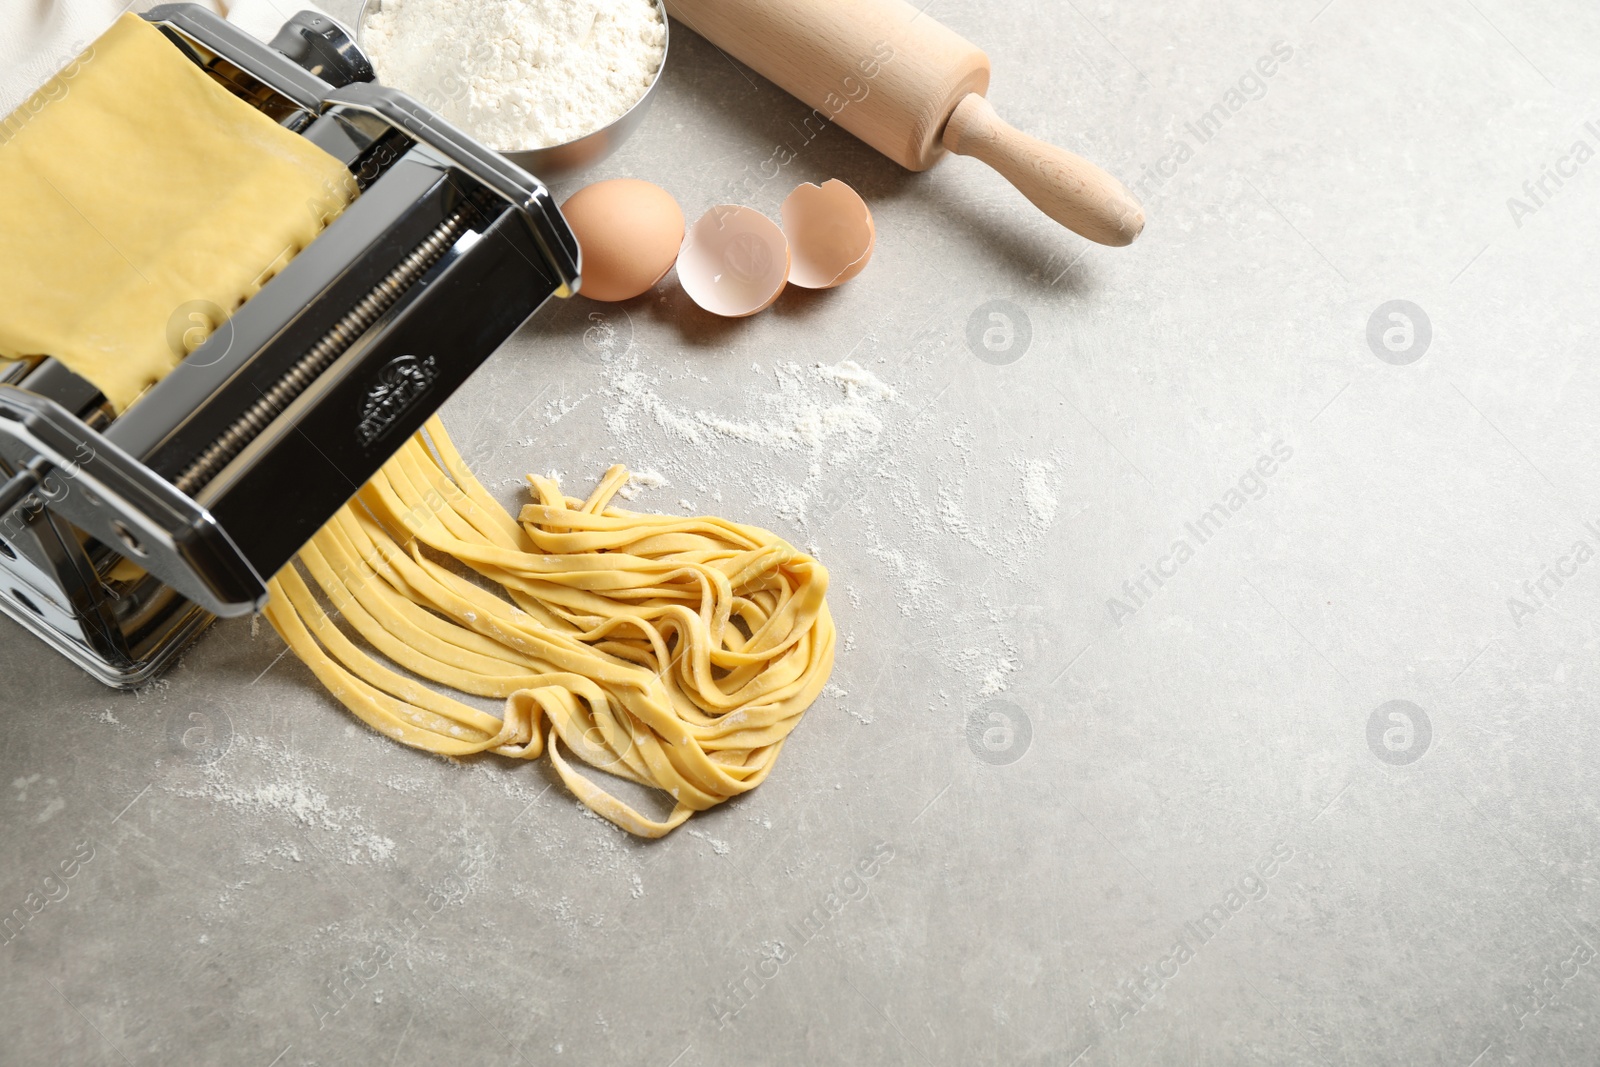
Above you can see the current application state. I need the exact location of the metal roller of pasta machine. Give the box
[0,4,582,688]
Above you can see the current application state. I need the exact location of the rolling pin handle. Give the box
[941,93,1145,246]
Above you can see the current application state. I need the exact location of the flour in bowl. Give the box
[364,0,666,151]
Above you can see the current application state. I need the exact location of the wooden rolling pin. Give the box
[662,0,1144,246]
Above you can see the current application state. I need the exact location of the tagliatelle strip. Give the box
[263,416,835,837]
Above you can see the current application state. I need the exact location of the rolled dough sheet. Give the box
[0,13,355,411]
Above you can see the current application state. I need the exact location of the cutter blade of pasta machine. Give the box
[0,4,582,688]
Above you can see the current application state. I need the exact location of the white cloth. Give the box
[0,0,336,118]
[0,0,130,116]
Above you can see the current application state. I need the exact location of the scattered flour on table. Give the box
[544,395,585,424]
[687,827,731,856]
[1019,458,1060,530]
[815,359,896,401]
[615,468,668,500]
[604,358,892,457]
[952,645,1020,697]
[822,682,871,725]
[862,530,947,617]
[172,734,396,865]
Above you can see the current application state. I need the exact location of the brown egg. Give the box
[561,179,685,302]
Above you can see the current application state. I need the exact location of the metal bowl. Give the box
[355,0,668,179]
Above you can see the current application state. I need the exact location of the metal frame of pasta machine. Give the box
[0,4,582,688]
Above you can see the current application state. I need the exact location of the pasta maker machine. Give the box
[0,5,581,688]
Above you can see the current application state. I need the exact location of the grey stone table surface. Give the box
[5,1,1600,1064]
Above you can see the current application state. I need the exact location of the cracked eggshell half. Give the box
[780,179,875,289]
[677,205,791,317]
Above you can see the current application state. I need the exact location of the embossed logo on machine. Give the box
[356,354,439,446]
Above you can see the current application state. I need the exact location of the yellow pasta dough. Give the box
[0,14,355,410]
[264,417,836,837]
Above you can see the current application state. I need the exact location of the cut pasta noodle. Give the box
[263,416,835,837]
